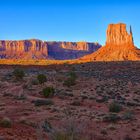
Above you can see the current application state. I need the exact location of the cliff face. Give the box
[81,23,140,61]
[47,42,100,60]
[0,40,101,60]
[61,42,89,50]
[0,39,48,59]
[106,23,133,46]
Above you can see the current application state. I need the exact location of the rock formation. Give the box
[0,40,101,60]
[106,23,133,46]
[0,39,48,59]
[81,23,140,61]
[47,42,100,60]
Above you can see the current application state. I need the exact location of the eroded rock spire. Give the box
[81,23,140,61]
[106,23,134,46]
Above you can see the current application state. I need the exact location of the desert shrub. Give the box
[51,131,71,140]
[122,110,134,120]
[37,74,47,84]
[33,99,54,106]
[68,71,77,80]
[43,87,55,98]
[14,93,27,100]
[31,79,39,85]
[109,101,122,113]
[50,131,87,140]
[63,72,77,87]
[13,68,25,80]
[49,117,89,140]
[0,117,12,128]
[63,78,76,87]
[42,120,52,133]
[103,113,121,123]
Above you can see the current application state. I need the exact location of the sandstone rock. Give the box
[47,41,101,60]
[106,23,133,46]
[0,39,48,59]
[81,23,140,61]
[0,40,101,60]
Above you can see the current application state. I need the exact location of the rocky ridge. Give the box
[0,40,101,60]
[47,41,100,60]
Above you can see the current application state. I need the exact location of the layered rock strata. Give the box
[81,23,140,61]
[0,40,101,60]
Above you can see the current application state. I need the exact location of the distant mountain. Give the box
[81,23,140,61]
[0,39,101,60]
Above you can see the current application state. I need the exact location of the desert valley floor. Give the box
[0,62,140,140]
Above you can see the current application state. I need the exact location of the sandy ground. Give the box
[0,61,140,140]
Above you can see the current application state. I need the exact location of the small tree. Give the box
[43,87,55,98]
[37,74,47,84]
[13,68,25,80]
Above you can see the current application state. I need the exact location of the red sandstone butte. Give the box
[81,23,140,61]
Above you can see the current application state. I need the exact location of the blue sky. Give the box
[0,0,140,47]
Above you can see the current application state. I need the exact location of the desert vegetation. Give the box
[13,68,25,80]
[63,71,77,87]
[0,61,140,140]
[37,74,47,84]
[43,87,55,98]
[109,101,122,113]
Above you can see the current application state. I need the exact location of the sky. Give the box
[0,0,140,47]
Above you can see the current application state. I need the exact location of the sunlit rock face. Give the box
[0,39,48,59]
[61,42,89,50]
[47,42,101,60]
[106,23,134,46]
[0,40,101,60]
[81,23,140,61]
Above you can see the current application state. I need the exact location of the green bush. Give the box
[0,117,12,128]
[13,68,25,80]
[63,78,76,87]
[109,102,122,113]
[63,71,77,87]
[43,87,55,98]
[68,71,77,80]
[37,74,47,84]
